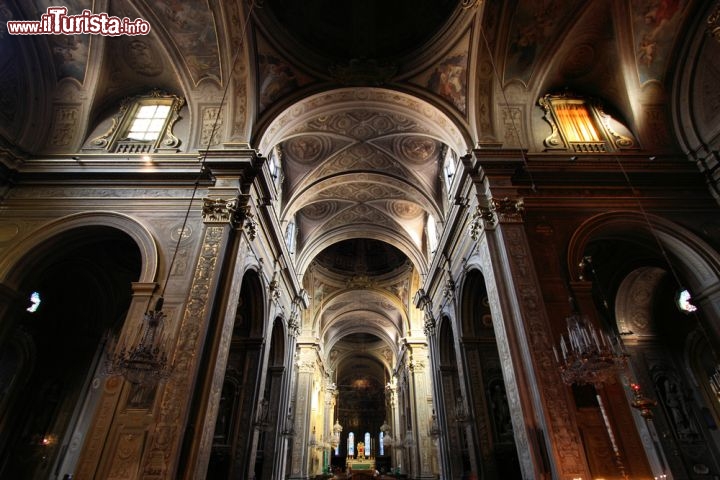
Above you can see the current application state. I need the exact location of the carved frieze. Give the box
[202,194,257,239]
[50,105,80,147]
[200,106,223,147]
[202,197,240,225]
[710,4,720,42]
[142,225,224,478]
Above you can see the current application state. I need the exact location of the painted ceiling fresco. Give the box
[34,0,91,83]
[630,0,690,84]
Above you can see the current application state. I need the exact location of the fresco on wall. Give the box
[148,0,221,85]
[427,52,468,114]
[630,0,689,84]
[258,54,298,112]
[34,0,91,83]
[505,0,583,85]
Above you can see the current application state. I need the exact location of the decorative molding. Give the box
[708,4,720,43]
[202,194,257,239]
[202,196,241,225]
[142,226,224,478]
[492,196,525,224]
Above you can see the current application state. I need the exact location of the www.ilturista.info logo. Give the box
[7,6,151,36]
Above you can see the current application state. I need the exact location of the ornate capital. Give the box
[709,4,720,42]
[442,277,456,300]
[423,312,436,337]
[288,316,301,338]
[469,204,496,239]
[268,276,281,303]
[492,196,524,223]
[202,194,258,238]
[408,356,425,373]
[296,359,315,374]
[202,196,238,225]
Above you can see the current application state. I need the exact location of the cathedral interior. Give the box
[1,1,720,479]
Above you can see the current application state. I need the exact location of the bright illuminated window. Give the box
[26,291,41,313]
[364,432,370,456]
[285,218,296,253]
[677,289,698,313]
[379,431,384,456]
[89,90,184,154]
[427,214,438,254]
[348,432,355,456]
[538,93,634,153]
[127,104,172,141]
[553,103,600,142]
[443,147,456,190]
[268,145,282,182]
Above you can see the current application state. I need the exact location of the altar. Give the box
[347,457,376,477]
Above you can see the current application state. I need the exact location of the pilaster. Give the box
[288,345,319,480]
[465,148,589,480]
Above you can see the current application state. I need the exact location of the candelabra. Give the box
[332,420,343,449]
[554,313,627,386]
[106,298,170,385]
[380,420,394,447]
[555,311,629,479]
[630,383,657,419]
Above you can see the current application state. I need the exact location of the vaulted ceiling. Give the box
[0,0,709,385]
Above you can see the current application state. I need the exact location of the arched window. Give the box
[442,146,456,191]
[285,217,297,254]
[348,432,355,456]
[268,145,282,185]
[89,90,184,154]
[427,214,438,255]
[538,92,635,153]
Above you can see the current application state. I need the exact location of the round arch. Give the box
[255,87,472,156]
[297,228,426,277]
[567,211,720,295]
[0,211,159,287]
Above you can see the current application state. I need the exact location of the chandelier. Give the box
[331,420,343,448]
[555,313,627,386]
[106,297,170,385]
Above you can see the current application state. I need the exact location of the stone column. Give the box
[272,296,304,478]
[462,149,590,480]
[133,148,262,480]
[404,342,437,479]
[288,345,318,480]
[322,378,337,472]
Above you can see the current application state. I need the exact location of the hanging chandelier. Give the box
[554,312,627,386]
[106,297,170,385]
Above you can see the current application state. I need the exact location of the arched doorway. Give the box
[436,316,465,478]
[208,269,266,479]
[614,263,720,477]
[459,269,521,480]
[0,226,142,478]
[255,317,287,479]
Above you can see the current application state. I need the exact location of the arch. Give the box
[269,317,286,367]
[458,268,493,338]
[297,229,427,277]
[255,87,472,156]
[437,314,457,367]
[0,211,159,287]
[566,211,720,294]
